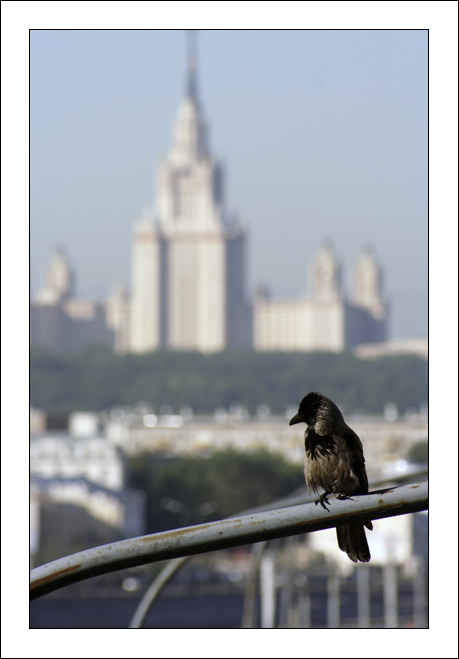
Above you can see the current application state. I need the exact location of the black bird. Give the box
[289,392,372,563]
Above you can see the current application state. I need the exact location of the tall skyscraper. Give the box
[130,31,250,353]
[32,34,390,357]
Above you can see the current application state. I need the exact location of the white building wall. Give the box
[305,301,345,351]
[197,236,226,351]
[167,237,200,348]
[254,299,307,351]
[30,436,124,491]
[254,298,345,352]
[130,220,162,352]
[165,234,226,351]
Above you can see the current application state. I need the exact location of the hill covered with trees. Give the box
[30,346,428,416]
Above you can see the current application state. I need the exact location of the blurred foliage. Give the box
[406,441,428,464]
[126,449,305,533]
[30,346,428,416]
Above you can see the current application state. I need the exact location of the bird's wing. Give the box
[343,430,369,493]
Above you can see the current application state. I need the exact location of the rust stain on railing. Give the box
[30,480,428,600]
[30,563,82,589]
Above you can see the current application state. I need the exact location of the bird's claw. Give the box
[315,493,331,511]
[336,494,355,502]
[314,492,354,510]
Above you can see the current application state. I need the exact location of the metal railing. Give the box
[129,469,428,628]
[30,480,427,602]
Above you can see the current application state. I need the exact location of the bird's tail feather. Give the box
[336,523,371,563]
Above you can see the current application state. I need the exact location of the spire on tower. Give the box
[170,30,208,166]
[186,30,198,100]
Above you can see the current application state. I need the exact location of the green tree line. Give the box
[126,441,427,535]
[30,346,428,416]
[126,449,305,533]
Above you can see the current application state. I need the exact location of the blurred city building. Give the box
[30,410,122,488]
[31,33,393,355]
[129,31,251,353]
[30,434,123,490]
[30,411,145,567]
[30,246,114,352]
[254,243,386,352]
[31,406,427,480]
[100,406,427,486]
[30,476,145,567]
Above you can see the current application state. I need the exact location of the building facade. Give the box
[30,434,124,490]
[129,33,251,353]
[253,243,387,352]
[31,34,390,356]
[30,247,114,353]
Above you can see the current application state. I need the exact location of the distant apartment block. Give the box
[30,434,123,490]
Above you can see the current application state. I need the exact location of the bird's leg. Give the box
[315,491,332,511]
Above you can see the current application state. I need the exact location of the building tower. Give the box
[36,246,74,304]
[130,32,250,353]
[353,246,386,320]
[311,241,341,301]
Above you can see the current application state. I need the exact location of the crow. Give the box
[289,392,372,563]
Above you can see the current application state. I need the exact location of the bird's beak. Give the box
[289,413,302,426]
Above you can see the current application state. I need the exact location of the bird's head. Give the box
[289,392,329,427]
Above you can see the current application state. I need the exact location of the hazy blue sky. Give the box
[30,28,428,338]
